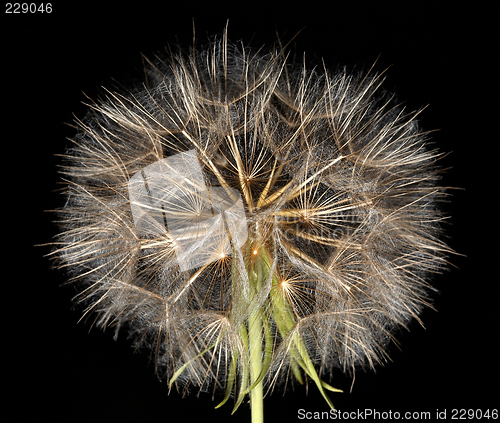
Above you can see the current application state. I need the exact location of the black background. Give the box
[3,2,498,421]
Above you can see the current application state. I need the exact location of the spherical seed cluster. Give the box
[54,37,450,405]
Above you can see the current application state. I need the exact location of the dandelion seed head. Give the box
[53,33,451,409]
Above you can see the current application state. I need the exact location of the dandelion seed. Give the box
[52,32,452,423]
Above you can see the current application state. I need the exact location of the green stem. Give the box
[248,309,264,423]
[228,234,339,423]
[248,239,265,423]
